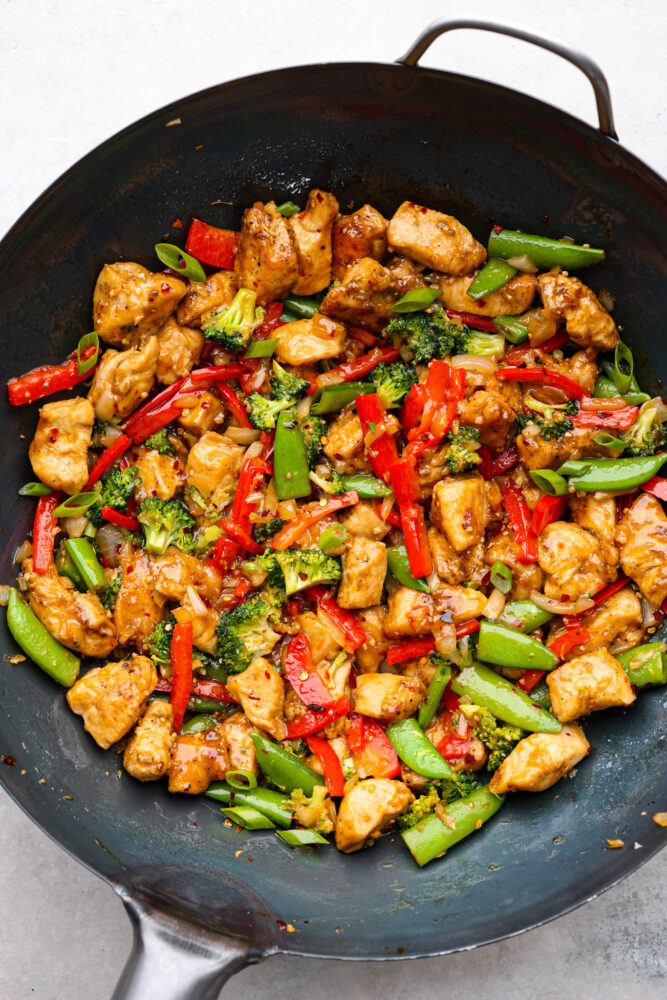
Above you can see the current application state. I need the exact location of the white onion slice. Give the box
[226,426,261,445]
[529,590,595,615]
[506,254,538,273]
[482,587,506,621]
[95,523,124,568]
[449,354,497,375]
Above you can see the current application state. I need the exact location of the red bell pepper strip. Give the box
[386,637,436,665]
[410,359,452,438]
[207,455,269,573]
[346,714,401,779]
[590,575,631,607]
[492,444,519,476]
[220,518,264,554]
[516,669,546,694]
[32,492,61,573]
[185,219,238,269]
[8,345,97,406]
[189,364,248,383]
[573,405,638,429]
[477,446,495,481]
[155,676,236,703]
[373,501,403,528]
[642,476,667,501]
[495,366,590,400]
[306,735,345,796]
[530,494,568,536]
[324,345,400,384]
[215,382,252,428]
[84,433,132,490]
[348,326,377,347]
[401,383,428,434]
[437,734,472,759]
[101,506,140,530]
[271,492,359,550]
[306,586,368,652]
[504,329,569,364]
[548,624,590,659]
[456,619,480,639]
[356,393,400,480]
[502,482,538,564]
[387,457,432,578]
[284,634,334,708]
[444,309,498,332]
[285,695,350,738]
[169,621,193,732]
[254,301,283,338]
[404,367,466,460]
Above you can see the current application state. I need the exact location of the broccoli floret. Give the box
[216,594,281,674]
[443,426,482,474]
[299,415,327,467]
[251,517,285,544]
[386,305,455,363]
[88,464,142,526]
[440,771,481,802]
[99,570,122,611]
[270,361,309,402]
[368,362,418,409]
[147,615,176,667]
[246,392,293,431]
[137,498,196,557]
[622,407,666,456]
[460,704,524,771]
[201,288,265,352]
[144,428,175,455]
[308,468,345,495]
[454,326,506,359]
[516,412,574,441]
[397,784,441,830]
[251,548,341,597]
[193,649,228,681]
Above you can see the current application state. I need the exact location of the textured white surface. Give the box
[0,1,665,997]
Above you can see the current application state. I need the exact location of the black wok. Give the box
[0,19,665,1000]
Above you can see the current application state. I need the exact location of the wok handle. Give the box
[111,895,257,1000]
[397,18,618,139]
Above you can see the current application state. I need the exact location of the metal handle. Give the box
[397,18,617,139]
[112,895,256,1000]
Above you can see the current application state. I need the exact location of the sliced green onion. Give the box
[612,341,633,393]
[529,469,568,496]
[524,388,571,414]
[277,829,329,846]
[179,714,219,735]
[490,561,513,595]
[493,315,529,344]
[276,201,301,218]
[18,482,51,497]
[594,432,626,451]
[76,331,100,376]
[244,338,279,359]
[318,524,347,551]
[225,769,258,790]
[221,806,275,830]
[154,243,206,282]
[52,491,99,518]
[390,288,441,313]
[310,382,375,415]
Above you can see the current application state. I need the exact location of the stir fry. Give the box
[4,193,667,864]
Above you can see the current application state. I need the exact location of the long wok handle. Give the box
[397,18,618,139]
[111,895,256,1000]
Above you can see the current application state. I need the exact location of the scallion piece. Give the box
[277,829,330,846]
[417,659,451,730]
[52,491,100,518]
[18,482,51,497]
[243,338,279,359]
[390,288,441,313]
[154,242,206,282]
[76,331,100,376]
[493,315,529,344]
[225,769,258,790]
[221,806,275,830]
[318,524,347,551]
[609,341,634,394]
[594,432,626,451]
[490,561,513,595]
[276,201,301,217]
[529,469,568,496]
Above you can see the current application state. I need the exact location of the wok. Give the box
[0,18,665,1000]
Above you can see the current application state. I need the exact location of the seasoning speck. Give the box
[235,849,244,857]
[2,755,16,767]
[606,838,624,849]
[166,117,182,127]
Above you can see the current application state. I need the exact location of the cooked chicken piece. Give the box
[435,271,536,317]
[355,606,391,673]
[428,527,466,584]
[335,778,414,853]
[432,584,489,624]
[323,408,366,467]
[155,317,204,384]
[173,591,220,654]
[21,558,117,658]
[150,548,222,603]
[516,423,617,470]
[430,472,488,552]
[386,201,486,275]
[168,726,228,794]
[29,397,94,495]
[459,387,517,453]
[114,543,164,652]
[185,431,244,508]
[93,262,186,347]
[384,586,433,637]
[176,271,237,328]
[353,674,424,723]
[134,446,185,502]
[221,712,260,775]
[66,656,157,750]
[537,521,613,601]
[484,525,544,599]
[320,256,424,333]
[489,724,590,794]
[296,611,342,665]
[563,348,600,394]
[286,189,338,294]
[547,648,635,722]
[88,338,158,421]
[177,390,225,436]
[293,790,337,833]
[570,494,618,565]
[537,271,618,351]
[338,537,387,609]
[616,494,667,606]
[554,588,642,660]
[234,201,298,304]
[341,501,391,541]
[123,701,175,781]
[226,657,286,739]
[274,315,346,366]
[332,204,388,280]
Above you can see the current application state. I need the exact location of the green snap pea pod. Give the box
[487,228,605,270]
[206,781,293,828]
[274,411,311,500]
[386,718,453,779]
[556,459,592,476]
[310,382,375,415]
[180,714,220,735]
[497,600,555,633]
[221,806,276,830]
[279,307,301,324]
[616,643,667,688]
[243,338,278,359]
[401,785,506,867]
[593,374,649,406]
[387,545,430,593]
[277,828,329,846]
[55,544,86,590]
[451,662,561,733]
[476,621,559,671]
[418,659,451,729]
[560,454,667,492]
[493,315,529,344]
[6,589,80,686]
[338,474,392,499]
[251,733,324,795]
[64,538,107,591]
[528,678,552,710]
[281,294,324,320]
[149,691,234,714]
[467,259,517,300]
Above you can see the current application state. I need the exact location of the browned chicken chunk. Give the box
[93,262,186,347]
[489,724,590,794]
[570,493,618,565]
[353,674,424,723]
[114,543,163,652]
[386,201,486,275]
[88,338,159,421]
[168,727,228,794]
[66,656,157,750]
[185,431,244,510]
[29,397,95,495]
[274,314,346,366]
[355,606,391,673]
[484,525,543,599]
[616,494,667,606]
[338,537,387,610]
[155,318,204,384]
[430,472,488,552]
[335,778,414,853]
[149,548,222,604]
[176,271,237,328]
[560,587,642,658]
[384,586,433,637]
[234,201,298,304]
[435,271,536,316]
[517,423,616,470]
[332,204,388,279]
[134,446,185,502]
[320,256,424,333]
[459,387,517,453]
[547,649,635,722]
[537,271,618,351]
[123,701,175,781]
[287,189,339,294]
[537,521,614,601]
[226,657,285,739]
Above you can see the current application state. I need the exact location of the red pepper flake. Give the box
[493,224,503,234]
[2,755,16,767]
[161,283,172,293]
[172,218,184,228]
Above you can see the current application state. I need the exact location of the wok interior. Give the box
[0,63,665,959]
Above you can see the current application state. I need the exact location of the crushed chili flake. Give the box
[2,755,16,767]
[605,838,624,849]
[172,218,184,228]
